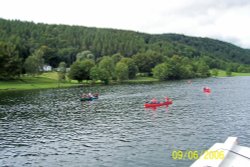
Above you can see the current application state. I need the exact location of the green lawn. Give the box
[0,72,80,91]
[215,70,250,77]
[1,74,158,91]
[232,72,250,76]
[2,70,250,91]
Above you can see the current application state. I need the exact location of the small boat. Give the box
[80,93,99,101]
[144,100,173,108]
[191,137,250,167]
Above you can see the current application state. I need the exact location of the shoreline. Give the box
[0,79,159,92]
[1,71,250,92]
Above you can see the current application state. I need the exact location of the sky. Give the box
[0,0,250,48]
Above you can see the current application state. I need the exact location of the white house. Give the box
[43,65,52,72]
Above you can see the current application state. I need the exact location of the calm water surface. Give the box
[1,77,250,167]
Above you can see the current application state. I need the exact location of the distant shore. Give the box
[0,72,159,92]
[1,71,250,92]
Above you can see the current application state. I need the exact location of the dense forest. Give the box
[1,18,250,82]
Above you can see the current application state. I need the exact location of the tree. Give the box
[199,56,219,69]
[24,56,39,75]
[237,65,250,73]
[76,50,95,61]
[115,62,129,82]
[98,56,115,79]
[58,47,78,65]
[180,64,196,79]
[90,66,100,82]
[152,63,170,81]
[90,66,110,84]
[167,55,183,79]
[90,66,109,85]
[152,55,189,80]
[119,58,138,79]
[40,45,59,68]
[132,50,163,74]
[153,55,199,80]
[68,59,95,82]
[24,48,44,75]
[237,65,245,73]
[97,69,110,84]
[111,53,123,64]
[0,42,22,79]
[57,62,66,82]
[195,61,210,78]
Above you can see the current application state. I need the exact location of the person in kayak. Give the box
[151,98,158,104]
[88,93,93,98]
[203,87,211,93]
[165,97,169,102]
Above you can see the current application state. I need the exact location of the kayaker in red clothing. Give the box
[203,87,211,93]
[165,97,169,102]
[151,98,158,104]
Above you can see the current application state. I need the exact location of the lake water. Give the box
[1,77,250,167]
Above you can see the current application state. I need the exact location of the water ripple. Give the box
[1,77,250,166]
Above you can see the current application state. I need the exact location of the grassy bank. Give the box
[0,72,80,91]
[2,70,250,91]
[215,70,250,77]
[0,72,160,91]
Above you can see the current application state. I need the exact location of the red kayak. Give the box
[144,100,173,108]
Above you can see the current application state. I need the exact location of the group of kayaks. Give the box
[80,93,173,109]
[80,86,211,109]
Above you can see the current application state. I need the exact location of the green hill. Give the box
[160,33,250,64]
[1,18,250,68]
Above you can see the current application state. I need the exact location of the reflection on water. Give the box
[1,77,250,167]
